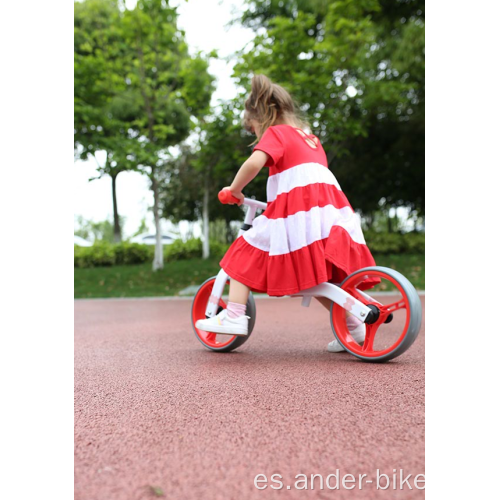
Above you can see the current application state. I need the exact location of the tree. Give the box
[159,102,268,254]
[116,0,214,269]
[74,0,137,242]
[233,0,425,217]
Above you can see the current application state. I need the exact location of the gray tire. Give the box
[330,266,422,362]
[191,276,256,352]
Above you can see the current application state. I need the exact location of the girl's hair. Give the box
[243,74,307,141]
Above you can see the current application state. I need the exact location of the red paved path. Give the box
[75,297,425,499]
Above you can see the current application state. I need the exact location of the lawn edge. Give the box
[75,290,425,301]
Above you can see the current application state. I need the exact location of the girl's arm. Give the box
[225,150,269,203]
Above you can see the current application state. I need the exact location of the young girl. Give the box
[196,75,377,352]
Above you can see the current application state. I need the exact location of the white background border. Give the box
[426,1,500,497]
[1,1,499,498]
[1,1,74,499]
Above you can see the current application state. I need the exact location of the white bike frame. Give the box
[205,197,373,323]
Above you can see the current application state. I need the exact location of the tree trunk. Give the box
[202,173,210,259]
[151,168,163,271]
[111,174,122,243]
[387,212,393,233]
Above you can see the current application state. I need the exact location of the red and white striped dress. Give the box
[220,124,377,296]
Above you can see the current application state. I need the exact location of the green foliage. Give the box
[74,0,137,171]
[158,102,263,225]
[208,240,231,258]
[163,238,229,261]
[75,257,225,298]
[161,0,425,222]
[364,230,425,254]
[233,0,424,215]
[74,0,425,255]
[74,238,230,268]
[75,0,216,266]
[74,241,116,268]
[74,216,120,243]
[401,232,425,254]
[74,231,422,269]
[74,253,425,298]
[132,218,149,237]
[163,238,202,261]
[115,0,215,165]
[114,242,154,265]
[209,219,239,244]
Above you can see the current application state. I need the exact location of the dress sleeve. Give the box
[254,127,284,167]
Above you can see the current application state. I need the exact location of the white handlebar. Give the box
[242,198,267,210]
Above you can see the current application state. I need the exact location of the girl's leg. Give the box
[229,278,250,305]
[226,278,250,319]
[316,297,359,325]
[194,277,250,335]
[319,296,365,352]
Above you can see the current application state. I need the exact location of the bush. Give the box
[209,240,230,258]
[365,231,425,255]
[164,238,202,261]
[162,238,231,261]
[74,232,422,268]
[364,231,404,254]
[114,242,153,265]
[401,232,425,254]
[74,241,116,268]
[75,238,211,268]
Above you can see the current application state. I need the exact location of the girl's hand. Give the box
[223,186,244,205]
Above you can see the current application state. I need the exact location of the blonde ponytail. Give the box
[243,74,307,141]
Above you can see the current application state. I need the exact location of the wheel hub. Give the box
[364,304,380,324]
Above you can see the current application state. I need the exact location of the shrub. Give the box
[164,238,202,261]
[209,240,230,258]
[75,239,208,268]
[365,231,404,254]
[114,242,153,265]
[74,232,423,268]
[74,241,115,268]
[365,231,425,255]
[163,238,229,261]
[401,232,425,254]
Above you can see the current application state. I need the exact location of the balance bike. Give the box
[191,190,422,362]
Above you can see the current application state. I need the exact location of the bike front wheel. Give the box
[191,276,256,352]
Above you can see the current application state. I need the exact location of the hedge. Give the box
[74,241,117,268]
[74,232,424,268]
[364,231,425,254]
[74,239,230,268]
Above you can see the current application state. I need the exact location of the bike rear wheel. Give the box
[330,266,422,362]
[191,276,256,352]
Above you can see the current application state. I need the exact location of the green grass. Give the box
[74,257,222,298]
[74,254,424,299]
[373,253,425,290]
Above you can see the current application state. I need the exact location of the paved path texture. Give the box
[75,296,425,500]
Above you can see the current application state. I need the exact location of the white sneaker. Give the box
[327,323,366,353]
[195,309,249,336]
